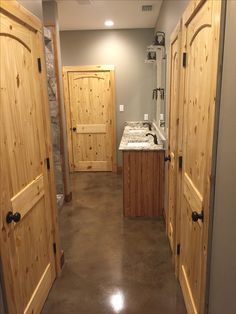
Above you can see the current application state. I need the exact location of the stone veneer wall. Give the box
[44,27,64,197]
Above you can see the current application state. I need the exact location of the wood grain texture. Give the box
[24,264,53,314]
[179,1,222,313]
[0,2,59,313]
[174,14,187,278]
[11,175,44,220]
[74,161,112,172]
[167,20,182,255]
[63,65,115,72]
[76,124,107,133]
[123,151,164,217]
[63,66,116,172]
[37,26,62,277]
[110,70,117,172]
[62,68,74,171]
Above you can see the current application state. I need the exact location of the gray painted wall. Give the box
[154,0,189,137]
[18,0,43,19]
[60,29,156,166]
[209,1,236,313]
[155,0,189,47]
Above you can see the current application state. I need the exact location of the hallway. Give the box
[42,173,186,314]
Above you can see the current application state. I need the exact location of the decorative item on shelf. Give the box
[145,32,166,63]
[145,45,157,63]
[154,31,165,47]
[155,31,166,61]
[152,88,165,100]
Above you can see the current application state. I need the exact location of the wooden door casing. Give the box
[167,21,182,254]
[179,1,222,313]
[0,1,60,313]
[63,65,117,172]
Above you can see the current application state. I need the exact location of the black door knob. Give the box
[164,155,171,162]
[72,127,77,132]
[6,211,21,224]
[192,211,204,222]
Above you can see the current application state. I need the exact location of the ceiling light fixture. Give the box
[104,20,114,27]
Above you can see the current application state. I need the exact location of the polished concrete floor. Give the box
[42,172,186,314]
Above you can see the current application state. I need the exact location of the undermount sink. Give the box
[127,142,150,148]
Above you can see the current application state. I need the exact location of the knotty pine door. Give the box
[166,21,182,254]
[179,1,222,313]
[0,2,58,313]
[63,66,116,172]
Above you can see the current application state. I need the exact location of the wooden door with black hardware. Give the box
[0,2,58,313]
[179,1,222,313]
[166,21,182,254]
[63,66,116,172]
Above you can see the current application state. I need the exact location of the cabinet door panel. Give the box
[123,151,164,217]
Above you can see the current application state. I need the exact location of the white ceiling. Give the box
[56,0,163,31]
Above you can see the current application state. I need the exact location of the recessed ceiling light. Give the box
[104,20,114,27]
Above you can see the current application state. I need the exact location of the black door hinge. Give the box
[53,242,57,254]
[177,243,181,255]
[179,156,183,170]
[46,157,50,170]
[183,52,187,68]
[37,58,42,73]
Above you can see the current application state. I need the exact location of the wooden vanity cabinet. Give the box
[123,150,164,217]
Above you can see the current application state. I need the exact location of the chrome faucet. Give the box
[146,133,158,145]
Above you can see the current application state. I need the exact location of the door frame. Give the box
[44,24,72,202]
[204,0,227,311]
[166,20,183,273]
[63,65,117,173]
[177,0,225,313]
[0,1,61,311]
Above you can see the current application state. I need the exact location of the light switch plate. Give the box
[144,114,149,121]
[119,105,124,112]
[160,113,164,121]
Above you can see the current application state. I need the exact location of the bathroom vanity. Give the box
[119,122,165,217]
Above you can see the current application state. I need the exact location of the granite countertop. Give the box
[119,121,164,151]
